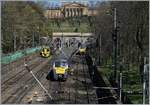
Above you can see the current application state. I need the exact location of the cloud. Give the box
[43,0,102,8]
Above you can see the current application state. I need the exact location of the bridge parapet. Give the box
[53,32,94,37]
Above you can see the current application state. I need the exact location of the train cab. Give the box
[47,59,69,81]
[77,44,86,55]
[40,47,50,58]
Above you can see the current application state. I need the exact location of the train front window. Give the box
[80,44,86,49]
[55,61,67,67]
[61,61,67,67]
[55,62,61,67]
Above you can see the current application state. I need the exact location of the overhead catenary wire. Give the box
[24,63,53,100]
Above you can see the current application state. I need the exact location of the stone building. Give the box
[44,8,63,19]
[62,2,88,17]
[44,2,97,19]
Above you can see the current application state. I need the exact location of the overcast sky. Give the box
[37,0,103,8]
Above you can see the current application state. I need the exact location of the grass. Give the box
[128,95,149,104]
[99,66,113,79]
[99,63,148,104]
[128,95,143,104]
[47,17,91,33]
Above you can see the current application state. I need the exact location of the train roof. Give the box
[54,59,68,62]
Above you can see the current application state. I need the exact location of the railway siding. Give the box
[1,56,52,104]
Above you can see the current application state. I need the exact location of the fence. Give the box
[1,46,41,65]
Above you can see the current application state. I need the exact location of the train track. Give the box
[2,70,44,104]
[74,55,90,103]
[2,50,98,104]
[60,55,94,104]
[48,78,68,104]
[1,54,40,83]
[1,57,44,92]
[18,63,52,104]
[81,55,90,103]
[2,57,51,104]
[3,72,43,104]
[74,61,79,104]
[1,53,38,76]
[45,54,97,104]
[73,55,97,104]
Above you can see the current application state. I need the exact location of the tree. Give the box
[92,1,148,67]
[2,1,51,53]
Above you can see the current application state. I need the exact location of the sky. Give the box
[38,0,103,8]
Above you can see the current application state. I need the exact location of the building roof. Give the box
[62,2,87,7]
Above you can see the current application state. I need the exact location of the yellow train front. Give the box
[79,47,86,54]
[76,44,86,55]
[46,59,69,81]
[40,47,50,58]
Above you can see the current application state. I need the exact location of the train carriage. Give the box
[76,44,86,55]
[40,47,50,58]
[46,59,69,81]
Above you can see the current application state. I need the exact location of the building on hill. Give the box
[44,8,63,19]
[44,2,97,19]
[61,0,88,7]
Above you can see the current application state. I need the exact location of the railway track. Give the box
[1,53,38,76]
[3,70,44,104]
[74,55,97,104]
[48,78,68,104]
[74,62,79,104]
[46,54,76,104]
[47,54,96,104]
[81,55,90,103]
[1,54,40,83]
[19,63,51,104]
[2,57,42,84]
[1,57,44,92]
[1,57,51,104]
[74,55,90,103]
[2,48,98,104]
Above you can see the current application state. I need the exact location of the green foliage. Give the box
[92,3,148,103]
[46,17,90,33]
[92,1,148,66]
[2,1,51,54]
[128,95,143,104]
[100,65,144,104]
